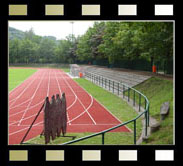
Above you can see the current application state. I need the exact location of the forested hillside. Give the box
[9,22,173,73]
[9,27,25,40]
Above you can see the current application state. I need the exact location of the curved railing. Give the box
[60,72,150,145]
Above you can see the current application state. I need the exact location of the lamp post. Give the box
[70,21,75,63]
[70,21,74,42]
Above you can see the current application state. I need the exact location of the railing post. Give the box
[134,120,136,145]
[133,90,135,106]
[102,77,103,87]
[112,81,114,93]
[102,133,105,145]
[147,106,150,127]
[139,94,141,112]
[118,83,119,95]
[145,99,147,110]
[109,80,110,91]
[128,87,130,102]
[105,79,106,88]
[145,112,148,137]
[123,85,125,98]
[99,76,100,86]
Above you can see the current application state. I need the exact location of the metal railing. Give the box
[60,72,150,145]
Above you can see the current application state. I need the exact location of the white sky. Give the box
[9,21,95,40]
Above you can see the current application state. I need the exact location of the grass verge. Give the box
[126,77,173,144]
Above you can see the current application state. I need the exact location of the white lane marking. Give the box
[9,70,50,134]
[60,71,96,125]
[9,100,44,118]
[17,71,46,126]
[9,72,39,107]
[9,123,120,126]
[74,75,123,124]
[47,70,51,97]
[9,69,38,95]
[55,70,71,125]
[9,98,32,109]
[9,121,43,136]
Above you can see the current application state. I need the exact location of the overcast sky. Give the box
[9,21,95,40]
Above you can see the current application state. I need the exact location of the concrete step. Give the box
[83,66,151,88]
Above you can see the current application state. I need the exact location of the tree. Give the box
[38,38,56,63]
[9,39,21,63]
[19,39,39,63]
[98,22,122,64]
[76,22,106,63]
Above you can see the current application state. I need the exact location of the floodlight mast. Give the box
[70,21,75,63]
[70,21,74,42]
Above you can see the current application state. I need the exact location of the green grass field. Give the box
[9,68,37,92]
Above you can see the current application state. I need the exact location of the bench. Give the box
[160,101,170,120]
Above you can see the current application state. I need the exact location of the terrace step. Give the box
[82,65,151,88]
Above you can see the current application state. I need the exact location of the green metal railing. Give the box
[60,72,150,145]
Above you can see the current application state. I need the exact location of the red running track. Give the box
[9,68,131,145]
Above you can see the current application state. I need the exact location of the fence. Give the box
[9,63,70,69]
[155,59,173,74]
[60,72,150,145]
[76,58,173,75]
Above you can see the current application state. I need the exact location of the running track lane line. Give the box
[56,70,94,124]
[58,70,96,125]
[10,70,50,111]
[10,124,121,127]
[9,71,76,121]
[9,70,48,127]
[9,69,80,136]
[9,70,50,136]
[9,70,77,127]
[68,72,123,124]
[17,71,46,126]
[54,70,71,125]
[9,99,45,117]
[9,68,38,94]
[55,70,91,124]
[9,121,43,136]
[9,72,39,107]
[9,69,130,142]
[76,73,133,132]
